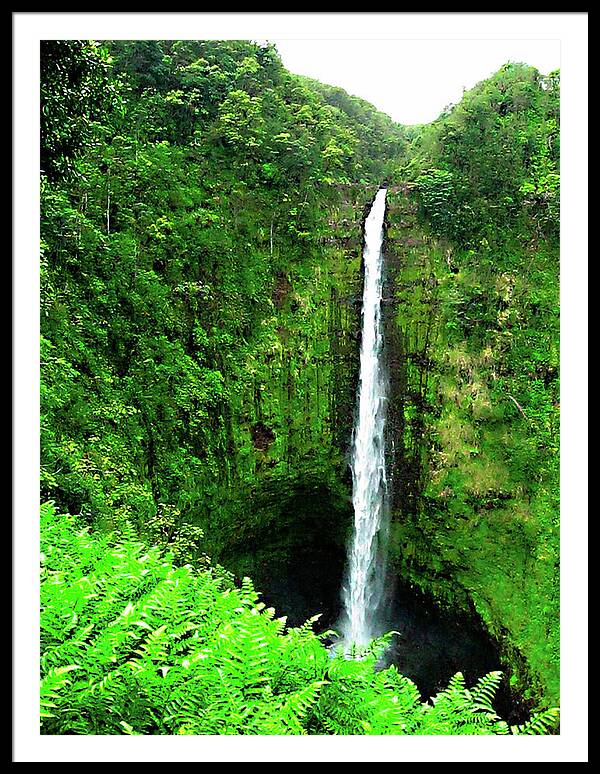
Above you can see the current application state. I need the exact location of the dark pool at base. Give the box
[255,564,531,725]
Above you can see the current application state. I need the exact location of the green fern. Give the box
[40,503,560,736]
[40,664,78,721]
[511,708,560,735]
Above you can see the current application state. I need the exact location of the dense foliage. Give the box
[40,503,558,735]
[407,63,559,242]
[40,40,397,547]
[41,40,121,182]
[383,63,560,706]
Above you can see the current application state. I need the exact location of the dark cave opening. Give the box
[221,480,530,725]
[235,528,529,723]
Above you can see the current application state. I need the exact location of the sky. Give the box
[272,38,561,125]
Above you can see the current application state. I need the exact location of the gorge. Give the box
[39,40,560,735]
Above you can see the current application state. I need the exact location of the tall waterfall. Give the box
[341,186,390,649]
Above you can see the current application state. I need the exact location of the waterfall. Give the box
[341,186,390,649]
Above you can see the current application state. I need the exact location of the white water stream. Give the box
[341,187,390,649]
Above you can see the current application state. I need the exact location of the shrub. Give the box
[40,503,559,735]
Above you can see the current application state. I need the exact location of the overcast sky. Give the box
[272,38,561,125]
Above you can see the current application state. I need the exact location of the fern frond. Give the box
[471,670,503,711]
[511,707,560,735]
[40,664,78,722]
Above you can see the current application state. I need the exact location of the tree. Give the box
[40,40,120,181]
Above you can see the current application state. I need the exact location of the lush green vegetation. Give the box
[40,41,559,734]
[40,503,558,735]
[40,39,389,551]
[384,63,560,706]
[407,63,559,242]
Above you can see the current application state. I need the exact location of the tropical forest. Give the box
[39,39,560,737]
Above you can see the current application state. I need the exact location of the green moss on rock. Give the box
[383,187,559,708]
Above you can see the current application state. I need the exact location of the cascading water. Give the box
[340,186,390,649]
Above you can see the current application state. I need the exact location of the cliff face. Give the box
[208,185,373,625]
[383,186,559,708]
[41,159,373,626]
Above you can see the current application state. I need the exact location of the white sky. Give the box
[272,38,561,125]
